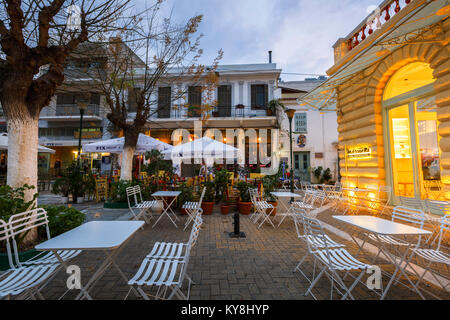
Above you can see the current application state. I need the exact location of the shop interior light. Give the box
[436,5,450,16]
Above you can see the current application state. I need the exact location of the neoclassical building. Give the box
[302,0,449,203]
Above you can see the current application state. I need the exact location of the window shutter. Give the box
[251,85,257,108]
[264,84,268,108]
[294,113,307,133]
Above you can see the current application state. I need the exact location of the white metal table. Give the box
[271,192,305,228]
[334,215,431,300]
[35,221,144,300]
[152,191,181,228]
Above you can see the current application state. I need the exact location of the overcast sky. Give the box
[137,0,380,81]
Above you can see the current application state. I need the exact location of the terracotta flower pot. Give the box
[268,201,278,216]
[201,202,214,215]
[221,205,230,215]
[239,202,252,215]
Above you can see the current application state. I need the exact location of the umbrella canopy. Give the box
[163,136,239,164]
[0,133,56,154]
[82,133,172,154]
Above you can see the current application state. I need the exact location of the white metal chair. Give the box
[299,214,371,300]
[0,219,59,300]
[8,209,81,267]
[183,187,206,231]
[424,200,450,245]
[249,188,275,228]
[406,215,449,296]
[126,185,157,225]
[127,216,203,300]
[292,210,345,286]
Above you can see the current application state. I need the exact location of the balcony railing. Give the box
[55,104,100,116]
[346,0,411,52]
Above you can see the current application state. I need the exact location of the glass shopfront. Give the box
[383,62,442,201]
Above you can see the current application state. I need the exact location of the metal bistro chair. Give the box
[127,216,203,300]
[299,214,371,300]
[182,187,206,231]
[292,210,345,287]
[249,188,275,229]
[8,209,81,267]
[126,185,157,226]
[424,200,450,246]
[407,215,449,296]
[0,216,59,300]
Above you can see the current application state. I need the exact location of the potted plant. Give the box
[236,181,252,215]
[52,177,70,204]
[220,196,232,215]
[262,175,278,216]
[322,168,332,184]
[266,99,285,116]
[201,181,216,215]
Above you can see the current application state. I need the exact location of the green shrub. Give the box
[0,184,37,222]
[39,205,85,238]
[178,182,194,208]
[214,169,230,201]
[109,180,136,203]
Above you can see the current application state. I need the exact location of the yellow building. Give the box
[301,0,449,203]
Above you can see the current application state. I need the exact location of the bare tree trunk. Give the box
[120,130,139,181]
[6,110,39,246]
[7,115,39,203]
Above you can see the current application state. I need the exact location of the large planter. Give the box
[220,205,230,215]
[268,201,278,216]
[201,202,215,215]
[239,202,252,215]
[0,249,39,271]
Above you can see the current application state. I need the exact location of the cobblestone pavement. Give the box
[40,207,449,300]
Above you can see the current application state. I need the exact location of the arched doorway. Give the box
[382,62,442,202]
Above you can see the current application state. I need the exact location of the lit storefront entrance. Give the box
[383,62,442,201]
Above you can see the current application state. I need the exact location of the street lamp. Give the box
[285,108,296,202]
[76,94,91,166]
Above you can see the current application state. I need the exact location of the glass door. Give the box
[386,96,443,201]
[294,152,310,182]
[388,104,416,198]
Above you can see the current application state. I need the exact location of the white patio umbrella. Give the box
[82,133,172,154]
[0,133,56,154]
[163,136,239,166]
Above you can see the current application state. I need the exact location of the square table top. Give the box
[35,221,144,251]
[152,191,181,197]
[334,216,431,236]
[271,192,303,198]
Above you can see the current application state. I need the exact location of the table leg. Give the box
[153,196,178,228]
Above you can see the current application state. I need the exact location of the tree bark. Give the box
[6,112,39,204]
[120,129,139,181]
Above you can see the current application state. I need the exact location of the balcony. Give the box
[55,104,100,116]
[334,0,412,62]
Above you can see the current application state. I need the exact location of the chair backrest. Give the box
[436,215,450,251]
[198,187,206,207]
[126,185,142,208]
[300,214,337,269]
[0,219,14,269]
[392,206,425,229]
[378,185,392,203]
[249,188,259,203]
[398,196,425,211]
[292,208,308,239]
[8,208,51,267]
[187,216,203,250]
[425,200,450,216]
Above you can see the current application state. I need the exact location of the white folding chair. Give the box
[126,185,157,225]
[183,187,206,231]
[367,206,428,299]
[299,214,371,300]
[0,219,59,300]
[8,209,81,267]
[253,201,276,229]
[407,215,449,296]
[292,210,345,286]
[127,216,203,300]
[424,200,450,245]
